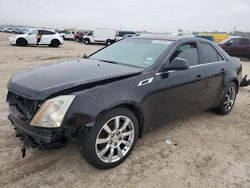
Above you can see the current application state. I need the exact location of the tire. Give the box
[16,38,28,46]
[106,40,112,46]
[78,107,139,169]
[215,82,237,115]
[84,39,90,45]
[50,39,60,47]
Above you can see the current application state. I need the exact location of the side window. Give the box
[240,39,250,46]
[30,30,38,35]
[87,31,93,36]
[168,43,199,66]
[231,38,240,46]
[199,43,221,64]
[41,30,55,35]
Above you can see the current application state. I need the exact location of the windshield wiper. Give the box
[97,59,119,65]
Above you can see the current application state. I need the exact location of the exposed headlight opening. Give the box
[30,95,75,128]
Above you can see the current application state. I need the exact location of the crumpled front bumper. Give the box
[9,37,16,45]
[8,113,67,150]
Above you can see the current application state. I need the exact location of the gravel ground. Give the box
[0,33,250,188]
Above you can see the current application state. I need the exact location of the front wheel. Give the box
[215,82,237,115]
[83,39,90,45]
[79,108,138,169]
[106,40,112,46]
[16,38,28,46]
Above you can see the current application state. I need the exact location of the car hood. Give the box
[8,59,142,100]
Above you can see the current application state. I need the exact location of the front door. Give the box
[153,42,206,127]
[26,29,38,44]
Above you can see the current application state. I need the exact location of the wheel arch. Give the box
[95,102,144,138]
[16,37,27,45]
[230,78,239,92]
[51,38,60,44]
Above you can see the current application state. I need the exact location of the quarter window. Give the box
[168,43,199,66]
[199,43,222,64]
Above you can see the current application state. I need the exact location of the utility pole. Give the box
[233,26,236,33]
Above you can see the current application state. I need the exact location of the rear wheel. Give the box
[50,39,60,47]
[79,108,138,169]
[16,38,28,46]
[215,82,237,115]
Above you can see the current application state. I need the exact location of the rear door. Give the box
[153,41,207,126]
[197,42,226,107]
[239,38,250,57]
[39,30,55,44]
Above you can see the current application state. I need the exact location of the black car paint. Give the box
[7,37,242,148]
[7,59,143,100]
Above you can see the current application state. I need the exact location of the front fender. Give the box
[61,73,155,136]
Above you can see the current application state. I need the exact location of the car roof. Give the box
[131,35,212,43]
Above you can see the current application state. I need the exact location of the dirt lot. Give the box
[0,33,250,188]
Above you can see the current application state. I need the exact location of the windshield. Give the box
[89,38,172,68]
[218,38,231,44]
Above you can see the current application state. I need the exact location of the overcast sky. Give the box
[0,0,250,32]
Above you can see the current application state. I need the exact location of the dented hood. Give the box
[8,59,142,100]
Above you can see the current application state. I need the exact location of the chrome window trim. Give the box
[156,40,227,76]
[189,60,226,68]
[156,61,226,76]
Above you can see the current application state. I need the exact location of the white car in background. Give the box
[83,28,118,45]
[63,31,76,40]
[9,29,63,47]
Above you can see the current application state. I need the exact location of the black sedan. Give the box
[7,36,242,169]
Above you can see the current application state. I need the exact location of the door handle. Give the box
[195,75,203,81]
[220,68,225,74]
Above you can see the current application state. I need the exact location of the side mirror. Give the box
[168,58,189,70]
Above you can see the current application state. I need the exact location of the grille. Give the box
[7,91,40,121]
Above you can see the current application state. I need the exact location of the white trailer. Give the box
[83,28,118,45]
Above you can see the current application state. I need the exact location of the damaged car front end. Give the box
[6,57,144,159]
[7,92,75,156]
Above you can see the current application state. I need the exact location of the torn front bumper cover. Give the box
[8,114,67,157]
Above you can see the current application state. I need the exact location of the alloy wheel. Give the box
[224,86,236,112]
[95,116,135,163]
